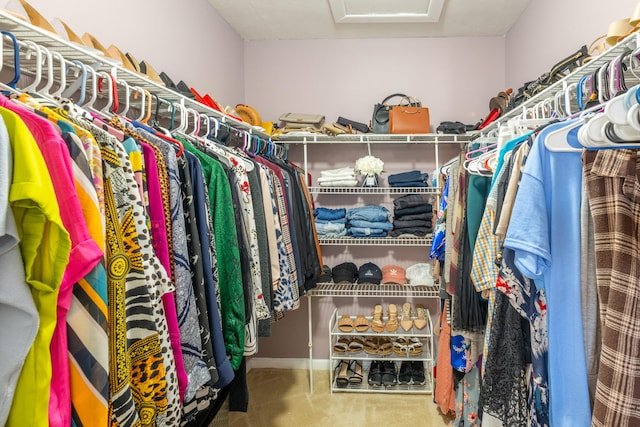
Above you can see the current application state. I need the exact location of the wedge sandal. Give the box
[378,336,393,356]
[364,337,379,355]
[408,337,423,356]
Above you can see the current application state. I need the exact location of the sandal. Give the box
[348,337,364,354]
[354,314,370,332]
[364,337,379,355]
[338,314,354,333]
[393,337,409,356]
[335,360,350,388]
[408,337,424,356]
[378,336,393,356]
[386,303,399,333]
[371,304,385,333]
[413,304,427,330]
[400,302,413,332]
[333,337,350,354]
[348,360,363,385]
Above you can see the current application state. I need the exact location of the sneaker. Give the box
[398,361,412,385]
[368,360,382,387]
[411,361,426,385]
[381,361,397,386]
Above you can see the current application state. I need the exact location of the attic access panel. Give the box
[328,0,445,23]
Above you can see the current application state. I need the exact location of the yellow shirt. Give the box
[2,106,71,427]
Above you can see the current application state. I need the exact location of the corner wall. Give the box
[505,0,632,90]
[16,0,245,108]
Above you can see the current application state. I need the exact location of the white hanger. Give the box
[545,118,584,152]
[115,78,130,116]
[50,51,66,99]
[130,86,145,121]
[21,40,42,93]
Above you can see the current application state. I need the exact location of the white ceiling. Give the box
[207,0,531,40]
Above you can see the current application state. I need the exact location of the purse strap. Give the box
[380,93,409,105]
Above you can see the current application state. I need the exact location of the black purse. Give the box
[336,116,370,133]
[371,93,420,134]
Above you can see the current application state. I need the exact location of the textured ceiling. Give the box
[207,0,530,40]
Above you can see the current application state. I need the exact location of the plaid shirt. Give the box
[584,149,640,426]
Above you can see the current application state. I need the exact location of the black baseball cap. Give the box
[357,262,383,285]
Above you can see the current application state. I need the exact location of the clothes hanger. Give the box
[20,39,42,93]
[62,59,87,106]
[129,86,145,122]
[0,31,21,92]
[139,88,152,125]
[114,78,130,116]
[50,50,66,99]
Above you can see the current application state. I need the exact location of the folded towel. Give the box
[390,181,429,188]
[318,179,359,187]
[320,166,356,177]
[317,175,356,183]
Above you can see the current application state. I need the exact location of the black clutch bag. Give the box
[336,116,370,133]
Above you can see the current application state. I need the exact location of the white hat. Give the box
[405,263,434,286]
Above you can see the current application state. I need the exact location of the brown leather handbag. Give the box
[389,96,430,134]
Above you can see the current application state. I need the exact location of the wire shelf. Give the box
[318,236,432,246]
[310,283,440,298]
[309,186,439,195]
[279,133,470,144]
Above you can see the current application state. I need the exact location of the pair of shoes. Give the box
[368,360,397,387]
[336,359,363,388]
[397,361,426,385]
[363,336,392,356]
[371,304,399,333]
[333,337,365,354]
[338,314,370,333]
[400,302,428,331]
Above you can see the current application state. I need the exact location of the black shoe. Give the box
[381,361,397,386]
[368,360,382,387]
[411,361,426,385]
[398,361,412,385]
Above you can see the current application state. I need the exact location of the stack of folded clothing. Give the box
[390,194,433,237]
[316,166,358,187]
[346,205,393,237]
[313,207,348,237]
[387,170,429,187]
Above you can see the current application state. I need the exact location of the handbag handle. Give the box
[380,93,409,105]
[399,96,421,106]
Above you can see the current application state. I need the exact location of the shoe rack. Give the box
[328,308,434,394]
[282,134,468,394]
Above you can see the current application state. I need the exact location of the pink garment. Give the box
[0,98,103,427]
[141,142,187,402]
[434,304,456,418]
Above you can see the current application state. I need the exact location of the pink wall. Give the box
[505,0,632,90]
[13,0,245,108]
[244,37,506,129]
